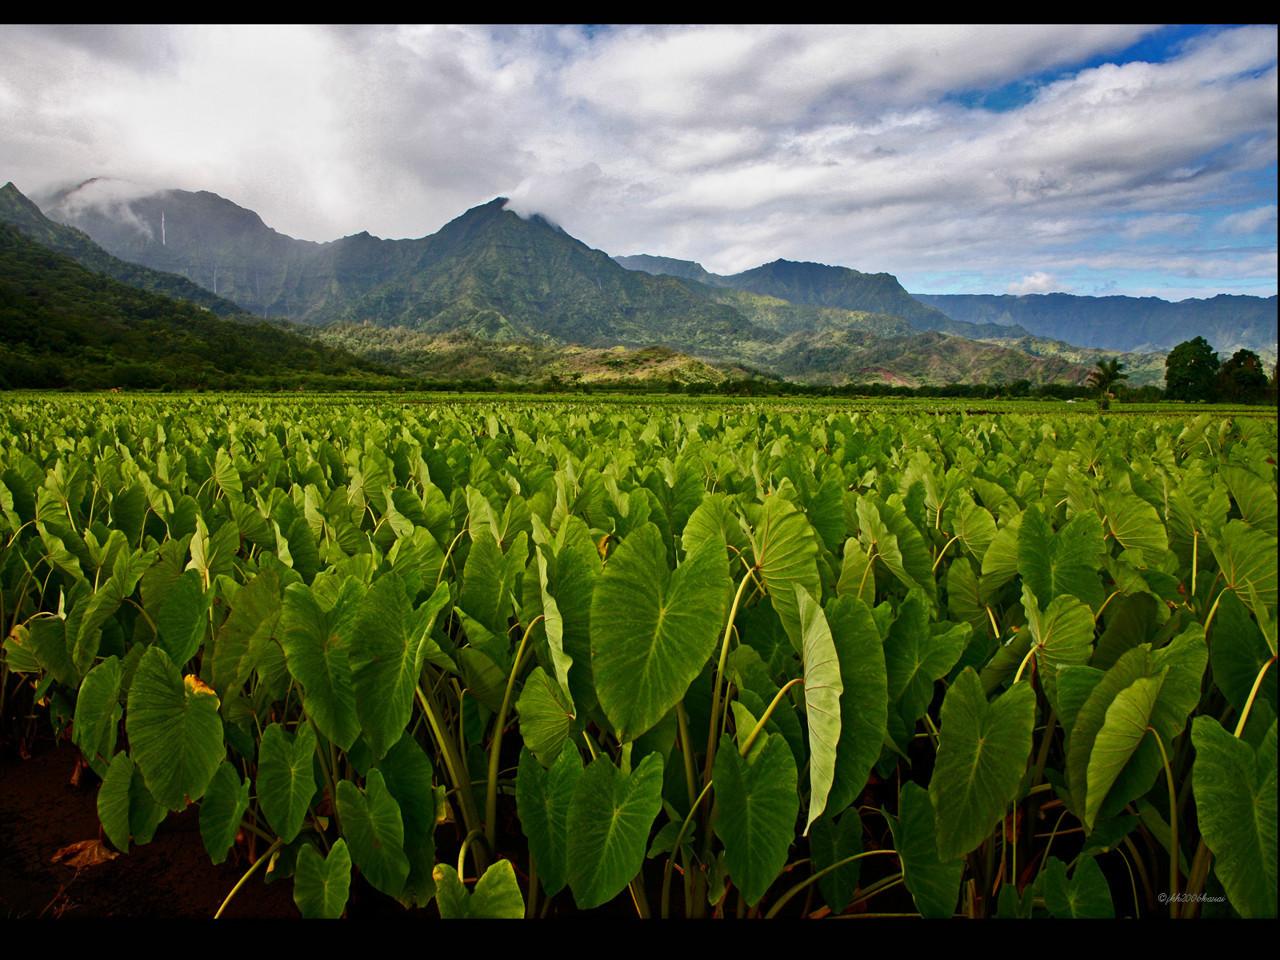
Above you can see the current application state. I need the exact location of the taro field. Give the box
[0,394,1275,919]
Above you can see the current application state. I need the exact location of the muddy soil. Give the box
[0,740,297,919]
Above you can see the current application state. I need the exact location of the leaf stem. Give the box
[702,571,754,796]
[1012,641,1037,685]
[675,701,698,812]
[1233,654,1276,738]
[485,615,541,852]
[416,680,483,851]
[213,837,282,919]
[931,535,960,574]
[660,780,713,919]
[763,849,899,919]
[739,678,804,758]
[1147,725,1179,912]
[457,827,487,880]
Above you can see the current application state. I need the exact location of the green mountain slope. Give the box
[0,224,399,389]
[1,182,244,316]
[614,252,1027,339]
[314,324,758,385]
[914,292,1279,355]
[614,254,722,285]
[42,182,1115,387]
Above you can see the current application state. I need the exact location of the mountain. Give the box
[614,253,1027,339]
[1,182,244,315]
[47,185,768,351]
[614,254,722,285]
[42,181,1121,387]
[0,223,400,390]
[313,325,759,386]
[913,292,1279,356]
[764,328,1098,387]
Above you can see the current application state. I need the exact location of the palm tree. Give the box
[1086,357,1128,405]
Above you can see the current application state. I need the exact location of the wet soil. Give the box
[0,739,297,919]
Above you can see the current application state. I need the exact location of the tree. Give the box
[1217,349,1270,404]
[1086,357,1128,404]
[1165,337,1220,402]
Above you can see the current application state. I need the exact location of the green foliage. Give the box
[1165,336,1222,402]
[1,393,1275,921]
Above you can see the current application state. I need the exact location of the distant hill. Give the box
[41,180,1122,388]
[614,253,1027,339]
[44,185,764,349]
[1,182,244,316]
[913,292,1279,355]
[0,223,400,390]
[614,254,721,285]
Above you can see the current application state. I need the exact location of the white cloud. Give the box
[1007,272,1066,295]
[1219,205,1278,234]
[0,24,1274,297]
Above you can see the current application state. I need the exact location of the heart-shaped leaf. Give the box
[931,667,1036,860]
[126,646,224,810]
[713,732,798,906]
[257,722,318,844]
[591,524,729,741]
[293,839,352,919]
[1191,717,1277,918]
[567,752,664,910]
[337,769,409,899]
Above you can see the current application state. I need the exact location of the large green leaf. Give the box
[199,761,250,865]
[1191,717,1277,918]
[835,538,876,605]
[1084,672,1166,829]
[1102,491,1169,560]
[1067,646,1148,819]
[1209,590,1277,715]
[434,860,525,919]
[350,575,450,760]
[125,646,225,810]
[1017,507,1105,612]
[337,769,410,899]
[796,586,843,832]
[890,782,963,919]
[73,656,122,776]
[1222,465,1278,538]
[532,547,574,703]
[1021,585,1095,714]
[952,497,997,564]
[1098,625,1208,822]
[155,569,209,666]
[293,840,352,919]
[1041,856,1115,918]
[257,722,318,844]
[211,567,280,696]
[810,809,863,913]
[376,732,439,908]
[591,524,729,741]
[713,732,798,906]
[516,743,583,898]
[567,752,664,910]
[1208,520,1278,616]
[751,495,821,647]
[515,667,576,766]
[930,669,1035,860]
[97,752,167,852]
[459,529,518,636]
[884,590,968,747]
[279,580,361,751]
[823,595,888,817]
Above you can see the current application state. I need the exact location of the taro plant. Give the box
[0,395,1275,919]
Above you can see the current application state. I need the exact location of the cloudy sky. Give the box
[1,24,1275,299]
